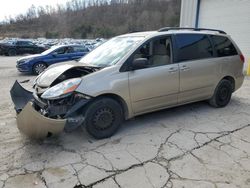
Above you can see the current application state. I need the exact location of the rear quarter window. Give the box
[175,34,213,62]
[210,35,238,57]
[73,46,89,53]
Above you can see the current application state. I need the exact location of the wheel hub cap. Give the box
[93,108,114,130]
[35,64,46,74]
[219,87,228,100]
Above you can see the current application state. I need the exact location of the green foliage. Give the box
[0,0,181,38]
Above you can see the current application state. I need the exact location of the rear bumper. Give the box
[17,102,66,139]
[235,75,244,91]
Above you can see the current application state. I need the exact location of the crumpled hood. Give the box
[36,61,83,87]
[18,54,42,61]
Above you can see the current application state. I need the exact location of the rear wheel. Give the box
[84,97,123,139]
[8,49,17,56]
[33,62,47,75]
[209,79,233,108]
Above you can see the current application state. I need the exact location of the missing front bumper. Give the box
[17,102,66,139]
[10,81,89,139]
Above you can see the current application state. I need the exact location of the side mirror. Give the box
[131,58,148,70]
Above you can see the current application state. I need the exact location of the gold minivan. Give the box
[10,28,245,139]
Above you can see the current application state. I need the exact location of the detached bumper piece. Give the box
[10,81,34,112]
[17,102,65,139]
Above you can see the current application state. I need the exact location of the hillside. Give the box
[0,0,181,39]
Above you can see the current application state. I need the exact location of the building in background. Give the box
[180,0,250,70]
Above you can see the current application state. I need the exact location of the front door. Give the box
[128,36,179,114]
[16,41,35,54]
[49,47,72,65]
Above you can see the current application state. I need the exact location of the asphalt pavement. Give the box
[0,56,250,188]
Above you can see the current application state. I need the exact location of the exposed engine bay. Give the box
[33,66,98,118]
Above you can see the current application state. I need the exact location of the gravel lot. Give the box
[0,56,250,188]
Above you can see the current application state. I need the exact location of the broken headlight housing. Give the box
[41,78,82,100]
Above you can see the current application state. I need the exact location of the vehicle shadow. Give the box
[17,72,35,77]
[21,97,244,156]
[65,96,244,141]
[45,100,211,147]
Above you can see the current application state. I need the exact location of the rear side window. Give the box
[175,34,213,62]
[210,35,238,57]
[16,41,30,46]
[73,46,89,53]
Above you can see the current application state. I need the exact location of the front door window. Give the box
[132,37,172,68]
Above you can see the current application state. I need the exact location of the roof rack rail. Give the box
[158,27,227,34]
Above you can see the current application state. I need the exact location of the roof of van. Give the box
[119,28,227,38]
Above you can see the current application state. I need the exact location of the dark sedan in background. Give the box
[16,44,90,74]
[0,40,47,56]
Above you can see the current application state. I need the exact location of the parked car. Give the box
[0,40,46,56]
[16,44,90,74]
[10,27,245,139]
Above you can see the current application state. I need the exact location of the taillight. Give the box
[240,54,245,63]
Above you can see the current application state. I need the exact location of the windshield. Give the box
[41,46,61,55]
[79,36,144,67]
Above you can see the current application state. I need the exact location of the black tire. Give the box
[209,79,233,108]
[8,49,17,56]
[84,97,123,139]
[33,62,47,75]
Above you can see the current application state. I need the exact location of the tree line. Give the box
[0,0,181,38]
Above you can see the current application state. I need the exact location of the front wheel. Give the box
[33,62,47,75]
[84,97,123,139]
[209,79,233,108]
[8,49,17,56]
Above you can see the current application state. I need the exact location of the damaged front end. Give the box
[10,63,97,139]
[16,101,66,139]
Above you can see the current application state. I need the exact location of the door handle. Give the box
[222,57,232,62]
[168,67,178,73]
[180,65,190,71]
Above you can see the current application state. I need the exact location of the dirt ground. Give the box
[0,56,250,188]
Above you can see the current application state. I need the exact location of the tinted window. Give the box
[54,47,67,54]
[175,34,213,62]
[53,47,75,54]
[73,46,89,53]
[132,37,171,68]
[16,41,22,46]
[16,41,30,46]
[66,47,74,53]
[27,41,35,46]
[211,35,237,57]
